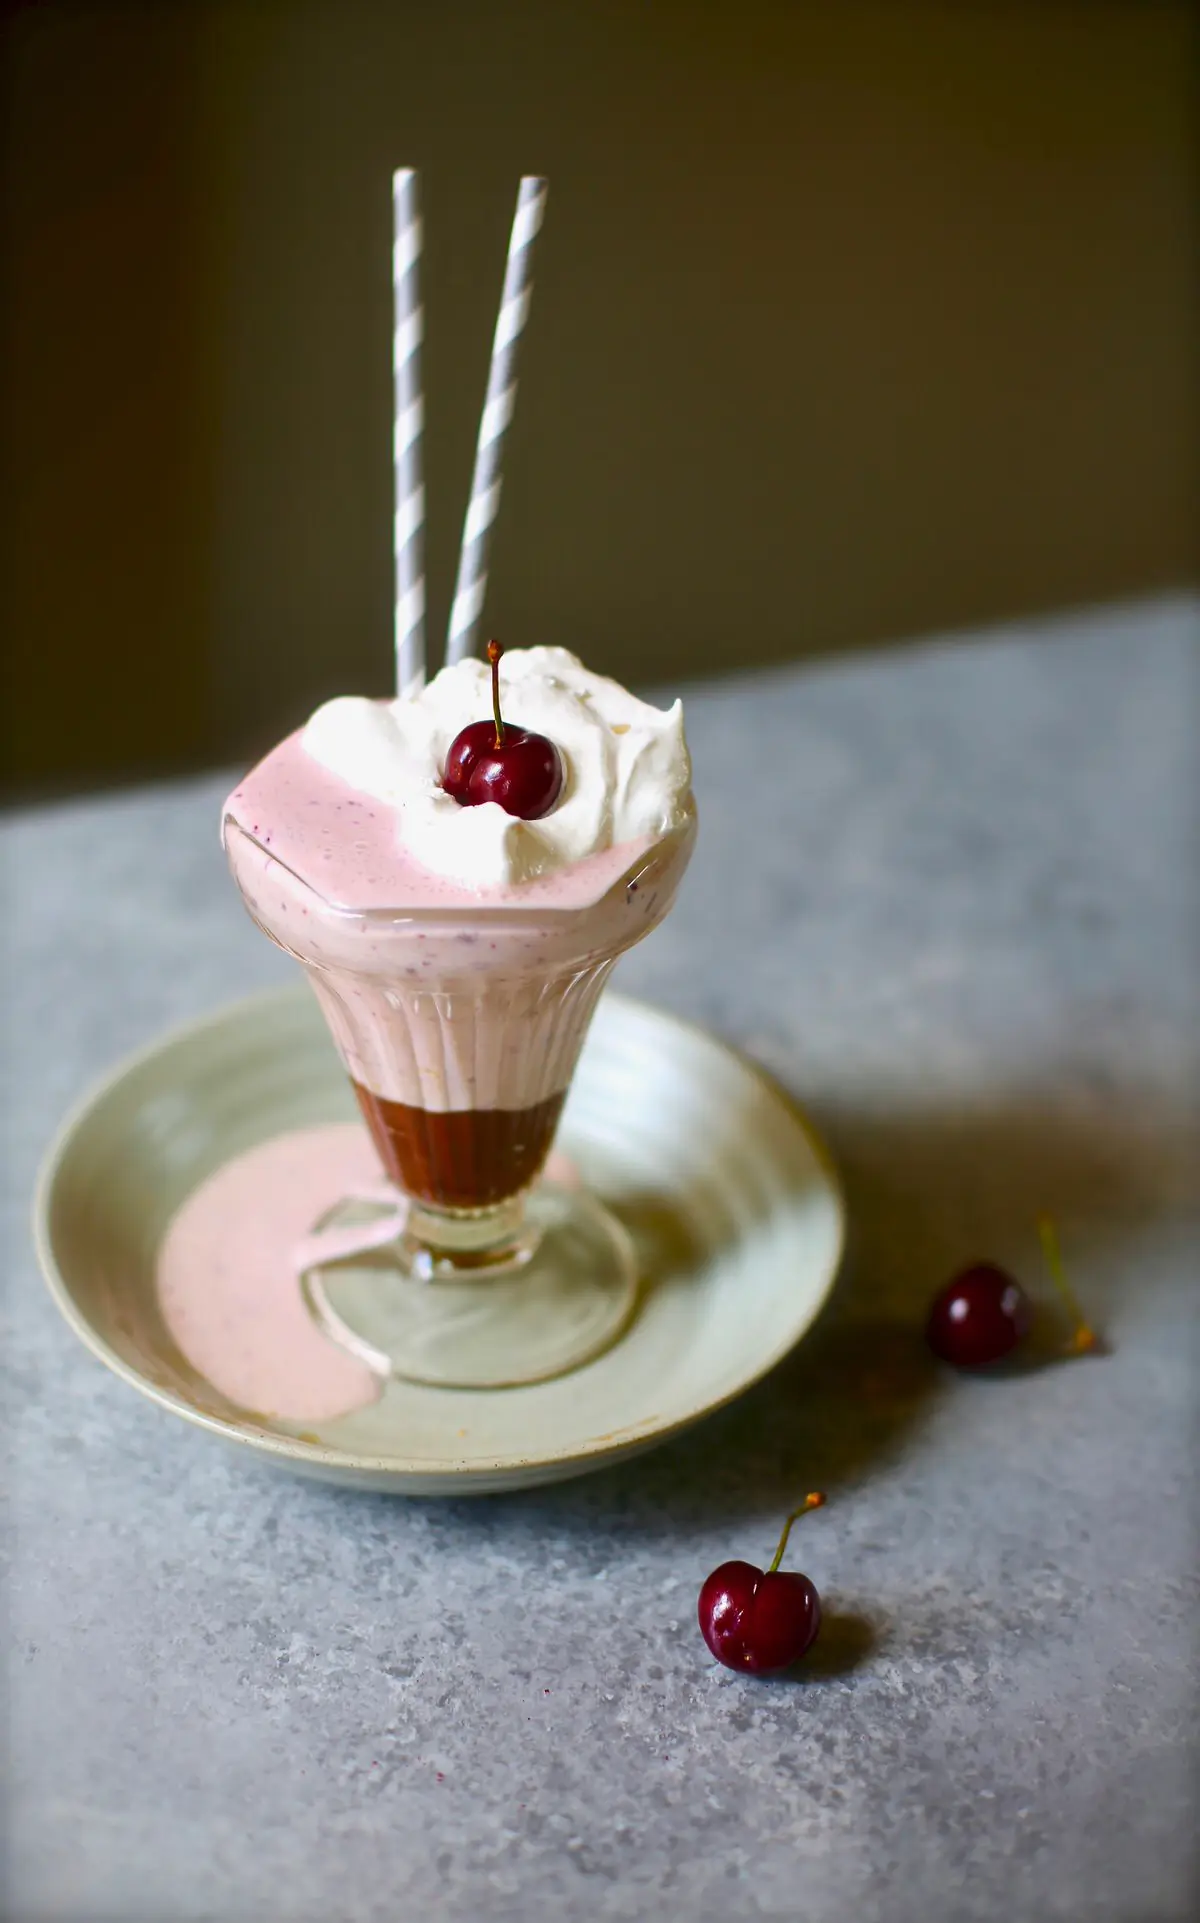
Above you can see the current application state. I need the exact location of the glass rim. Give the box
[222,804,696,927]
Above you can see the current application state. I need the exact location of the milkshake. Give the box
[223,645,695,1386]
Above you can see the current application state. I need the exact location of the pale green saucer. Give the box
[33,987,844,1495]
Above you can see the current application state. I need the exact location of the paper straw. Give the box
[392,167,425,698]
[446,175,548,665]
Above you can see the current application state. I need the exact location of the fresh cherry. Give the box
[926,1218,1097,1370]
[925,1262,1032,1368]
[442,640,564,821]
[698,1492,826,1675]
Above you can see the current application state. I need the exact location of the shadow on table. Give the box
[777,1608,879,1683]
[278,1077,1189,1569]
[498,1075,1189,1536]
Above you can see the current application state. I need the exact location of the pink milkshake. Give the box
[222,645,695,1388]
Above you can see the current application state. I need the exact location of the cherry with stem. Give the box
[443,640,564,821]
[926,1216,1097,1369]
[698,1492,827,1675]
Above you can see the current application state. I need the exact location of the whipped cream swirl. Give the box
[302,646,692,889]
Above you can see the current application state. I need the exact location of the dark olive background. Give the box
[2,0,1195,797]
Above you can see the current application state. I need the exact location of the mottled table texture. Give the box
[4,598,1197,1923]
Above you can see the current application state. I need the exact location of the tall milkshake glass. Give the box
[223,782,695,1389]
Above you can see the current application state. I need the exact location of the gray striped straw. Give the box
[392,168,425,698]
[446,175,548,666]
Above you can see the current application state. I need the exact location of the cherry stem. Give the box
[1037,1215,1097,1353]
[487,638,505,748]
[766,1491,826,1575]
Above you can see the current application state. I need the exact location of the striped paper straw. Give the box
[392,167,425,699]
[446,175,548,665]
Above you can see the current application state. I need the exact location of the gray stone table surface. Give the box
[3,597,1197,1923]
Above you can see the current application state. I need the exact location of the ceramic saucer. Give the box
[34,987,843,1495]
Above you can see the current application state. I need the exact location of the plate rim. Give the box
[32,985,845,1488]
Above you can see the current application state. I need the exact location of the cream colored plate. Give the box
[33,987,844,1495]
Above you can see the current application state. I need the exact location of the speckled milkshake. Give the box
[223,648,695,1219]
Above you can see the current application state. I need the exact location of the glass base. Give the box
[298,1182,639,1389]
